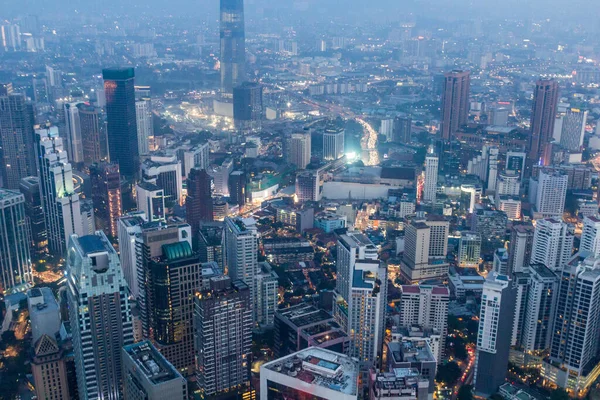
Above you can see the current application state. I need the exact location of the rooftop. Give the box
[276,304,333,329]
[78,234,108,255]
[262,347,358,396]
[123,341,182,386]
[387,340,436,364]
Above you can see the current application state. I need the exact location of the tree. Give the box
[435,361,462,386]
[550,388,569,400]
[457,385,473,400]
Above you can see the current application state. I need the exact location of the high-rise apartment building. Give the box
[335,232,378,300]
[399,285,449,362]
[295,169,322,202]
[544,252,600,395]
[529,80,559,167]
[186,167,214,238]
[122,341,188,400]
[1,24,22,51]
[64,102,84,164]
[220,0,246,95]
[0,92,36,189]
[530,218,573,271]
[103,67,139,178]
[580,216,600,257]
[474,273,516,397]
[0,189,32,293]
[36,127,83,256]
[521,264,558,353]
[194,277,252,398]
[66,232,134,400]
[323,125,345,161]
[135,97,153,156]
[423,150,438,203]
[256,261,279,327]
[558,108,587,151]
[440,70,470,141]
[19,176,46,258]
[116,211,147,298]
[233,82,262,133]
[288,132,312,169]
[532,170,568,218]
[507,223,534,274]
[89,162,122,238]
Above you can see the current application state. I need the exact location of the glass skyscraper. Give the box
[220,0,246,95]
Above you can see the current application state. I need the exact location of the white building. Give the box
[380,118,394,141]
[36,127,83,256]
[336,232,378,300]
[495,172,520,199]
[136,98,154,156]
[260,347,359,400]
[531,170,568,218]
[141,154,183,206]
[66,231,134,399]
[208,158,234,196]
[580,216,600,257]
[530,218,573,271]
[136,182,165,222]
[117,211,147,298]
[289,132,311,169]
[64,102,84,163]
[559,108,587,151]
[423,150,438,203]
[323,126,345,161]
[497,197,522,220]
[521,264,558,352]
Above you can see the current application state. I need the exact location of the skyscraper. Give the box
[507,223,534,274]
[135,97,153,156]
[116,211,147,298]
[558,108,587,151]
[194,277,252,398]
[393,115,412,143]
[141,154,183,208]
[30,334,71,400]
[423,149,438,203]
[122,341,188,400]
[185,167,213,239]
[220,0,246,95]
[0,189,33,293]
[295,170,322,202]
[474,273,515,397]
[78,103,104,164]
[64,102,84,164]
[19,176,47,258]
[89,162,122,238]
[136,182,166,222]
[336,232,378,300]
[228,170,246,207]
[458,232,481,267]
[322,125,345,161]
[0,92,36,189]
[580,216,600,257]
[521,264,558,353]
[529,80,559,167]
[288,132,312,169]
[440,70,470,141]
[36,127,83,256]
[233,82,262,133]
[400,216,449,283]
[532,170,568,218]
[102,67,139,178]
[530,218,573,272]
[66,232,134,400]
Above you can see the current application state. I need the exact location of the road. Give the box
[451,346,476,400]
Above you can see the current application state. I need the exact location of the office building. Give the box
[186,168,214,238]
[36,127,83,255]
[172,141,210,178]
[122,341,188,400]
[274,303,349,358]
[66,232,134,400]
[385,339,437,395]
[531,170,568,218]
[27,287,61,343]
[529,80,559,167]
[506,151,526,180]
[489,106,510,126]
[530,218,573,271]
[233,82,262,133]
[440,70,471,141]
[78,103,105,164]
[458,232,481,267]
[89,162,122,238]
[336,232,378,300]
[103,67,139,178]
[289,132,312,169]
[64,102,85,164]
[194,277,252,398]
[136,182,165,222]
[0,92,36,189]
[260,347,359,400]
[543,252,600,395]
[141,154,183,207]
[521,264,558,353]
[423,150,438,204]
[323,125,345,161]
[198,223,224,268]
[558,108,587,151]
[474,273,516,397]
[256,261,278,327]
[393,116,412,143]
[31,334,71,400]
[136,97,153,156]
[220,0,246,95]
[208,158,234,196]
[229,170,246,207]
[19,176,46,258]
[400,216,449,283]
[507,223,534,274]
[580,216,600,257]
[399,285,449,362]
[117,211,147,298]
